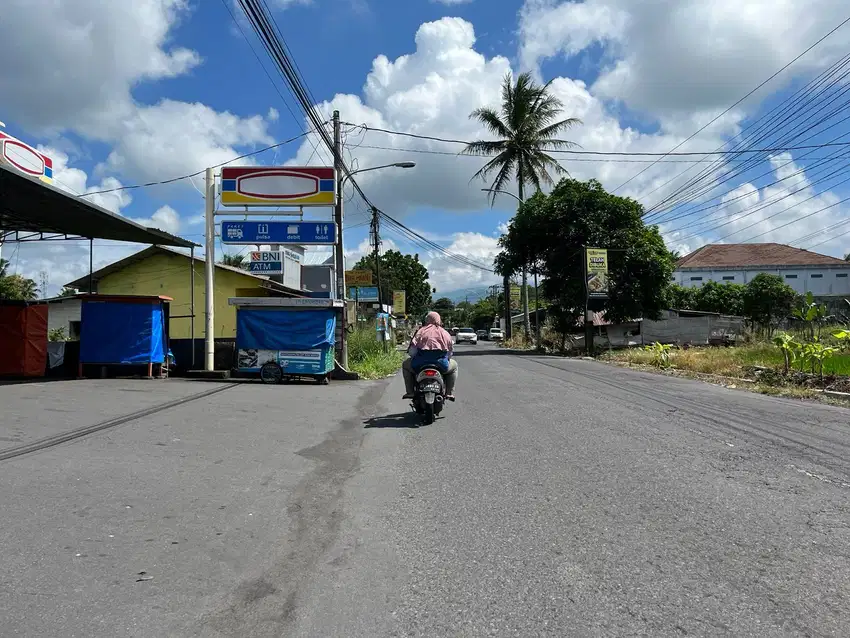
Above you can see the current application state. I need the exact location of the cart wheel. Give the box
[260,362,283,384]
[319,374,330,385]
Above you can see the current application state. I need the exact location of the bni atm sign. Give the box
[249,251,282,274]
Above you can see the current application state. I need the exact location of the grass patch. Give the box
[600,343,850,377]
[348,324,404,380]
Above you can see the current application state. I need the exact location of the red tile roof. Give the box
[677,243,850,269]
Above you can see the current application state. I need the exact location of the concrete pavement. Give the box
[2,345,850,636]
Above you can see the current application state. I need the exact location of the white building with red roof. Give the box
[674,243,850,297]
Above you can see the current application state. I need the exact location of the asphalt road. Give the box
[3,344,850,637]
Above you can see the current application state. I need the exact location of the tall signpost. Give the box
[203,166,337,371]
[584,247,609,355]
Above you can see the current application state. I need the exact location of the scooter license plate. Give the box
[420,383,441,392]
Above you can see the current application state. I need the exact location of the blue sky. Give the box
[2,0,850,295]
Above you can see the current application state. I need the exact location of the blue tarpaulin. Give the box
[236,309,336,351]
[80,300,166,364]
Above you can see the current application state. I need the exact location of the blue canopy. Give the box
[236,308,336,351]
[80,300,165,364]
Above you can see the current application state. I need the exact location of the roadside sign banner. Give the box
[220,166,335,207]
[221,221,336,245]
[349,286,379,302]
[586,248,609,298]
[510,285,521,310]
[346,269,373,286]
[251,250,281,262]
[0,131,53,183]
[392,290,406,314]
[248,261,283,274]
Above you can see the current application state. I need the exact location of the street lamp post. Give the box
[332,128,415,369]
[482,188,524,343]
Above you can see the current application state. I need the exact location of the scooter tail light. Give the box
[424,369,437,377]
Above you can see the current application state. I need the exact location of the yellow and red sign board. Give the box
[392,290,406,315]
[345,269,373,286]
[0,131,53,184]
[220,166,335,207]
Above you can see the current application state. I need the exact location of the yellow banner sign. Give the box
[586,248,609,298]
[346,269,373,286]
[392,290,406,314]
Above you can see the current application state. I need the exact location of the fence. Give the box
[641,310,744,346]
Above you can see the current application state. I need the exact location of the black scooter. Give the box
[411,363,453,425]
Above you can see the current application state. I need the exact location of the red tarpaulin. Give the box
[0,303,48,377]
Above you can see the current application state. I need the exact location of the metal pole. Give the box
[504,274,511,338]
[534,269,541,351]
[204,167,216,371]
[333,110,348,368]
[88,238,93,293]
[190,246,195,369]
[583,246,593,355]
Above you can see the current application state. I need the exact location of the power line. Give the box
[609,13,850,194]
[345,142,850,164]
[81,129,318,197]
[645,59,850,220]
[341,122,850,156]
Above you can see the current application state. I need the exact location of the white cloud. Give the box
[38,146,133,214]
[0,1,275,190]
[519,0,850,121]
[290,16,739,221]
[662,153,849,256]
[132,205,182,235]
[431,0,475,5]
[99,100,273,184]
[0,0,201,135]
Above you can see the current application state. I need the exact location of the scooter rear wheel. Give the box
[423,402,435,425]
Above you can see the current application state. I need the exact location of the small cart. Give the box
[230,297,340,385]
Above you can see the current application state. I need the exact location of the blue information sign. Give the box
[349,286,379,302]
[221,221,337,245]
[248,261,283,274]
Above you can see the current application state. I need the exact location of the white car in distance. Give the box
[455,327,478,345]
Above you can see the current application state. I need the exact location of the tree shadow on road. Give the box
[363,412,422,429]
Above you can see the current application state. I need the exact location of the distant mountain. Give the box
[439,286,493,304]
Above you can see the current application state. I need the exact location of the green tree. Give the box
[742,273,798,336]
[0,258,9,278]
[58,286,78,297]
[498,178,674,344]
[219,253,247,269]
[0,273,39,300]
[666,284,695,310]
[353,250,432,317]
[463,71,581,340]
[432,297,455,313]
[692,281,745,316]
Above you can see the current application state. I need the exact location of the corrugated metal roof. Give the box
[677,243,849,268]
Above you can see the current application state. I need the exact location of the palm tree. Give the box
[463,71,580,339]
[219,253,247,269]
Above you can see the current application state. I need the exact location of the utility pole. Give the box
[332,110,349,368]
[370,206,383,307]
[371,206,388,353]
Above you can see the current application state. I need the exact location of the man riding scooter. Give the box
[402,311,457,400]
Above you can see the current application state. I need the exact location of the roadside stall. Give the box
[78,294,171,379]
[229,297,342,384]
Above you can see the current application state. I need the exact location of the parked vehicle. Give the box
[489,327,505,342]
[476,329,488,340]
[456,327,478,344]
